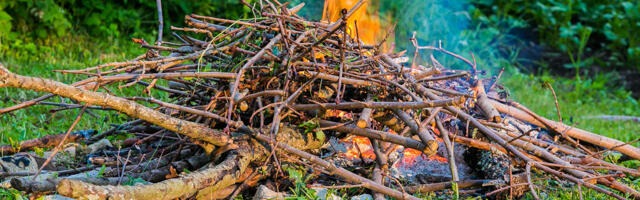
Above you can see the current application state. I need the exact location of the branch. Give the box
[0,64,230,146]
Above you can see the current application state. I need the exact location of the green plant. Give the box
[0,188,27,200]
[298,119,325,142]
[285,165,317,199]
[472,0,640,71]
[0,0,255,56]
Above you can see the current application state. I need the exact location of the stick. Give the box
[544,82,562,122]
[252,133,419,200]
[475,80,501,122]
[319,120,426,151]
[156,0,163,45]
[391,109,438,156]
[490,99,640,160]
[291,97,464,111]
[526,162,540,200]
[405,179,496,194]
[357,94,374,128]
[0,64,230,146]
[435,116,459,198]
[0,131,91,155]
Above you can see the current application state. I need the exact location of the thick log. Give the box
[58,152,243,200]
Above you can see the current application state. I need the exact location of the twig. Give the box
[545,82,562,122]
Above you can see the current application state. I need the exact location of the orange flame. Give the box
[322,0,390,49]
[401,148,449,165]
[324,109,353,119]
[340,136,376,160]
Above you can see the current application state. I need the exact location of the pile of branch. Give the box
[1,1,639,199]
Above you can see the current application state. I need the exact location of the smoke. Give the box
[290,0,505,74]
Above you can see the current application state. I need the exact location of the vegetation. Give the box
[471,0,640,72]
[0,0,252,56]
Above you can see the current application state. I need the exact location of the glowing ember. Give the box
[324,109,353,119]
[399,148,449,166]
[339,136,376,161]
[401,148,423,165]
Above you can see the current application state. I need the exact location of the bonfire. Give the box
[0,0,639,199]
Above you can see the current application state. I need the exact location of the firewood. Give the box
[1,1,638,199]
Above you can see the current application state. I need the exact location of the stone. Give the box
[253,185,285,200]
[350,194,373,200]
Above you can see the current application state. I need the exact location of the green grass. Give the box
[502,72,640,148]
[0,35,149,146]
[502,72,640,199]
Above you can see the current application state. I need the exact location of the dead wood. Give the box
[475,80,501,122]
[0,131,91,155]
[491,99,640,160]
[0,64,230,147]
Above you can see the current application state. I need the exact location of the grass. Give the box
[1,34,639,199]
[502,72,640,148]
[0,35,150,146]
[501,72,640,199]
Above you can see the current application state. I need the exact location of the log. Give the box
[0,64,230,147]
[490,100,640,161]
[0,130,93,155]
[475,80,501,122]
[57,152,244,200]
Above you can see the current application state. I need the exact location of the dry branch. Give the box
[491,99,640,160]
[0,64,230,146]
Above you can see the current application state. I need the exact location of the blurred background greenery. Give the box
[0,0,639,198]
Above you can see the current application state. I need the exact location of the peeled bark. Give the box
[475,80,501,122]
[57,152,244,200]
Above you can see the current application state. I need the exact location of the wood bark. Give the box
[475,80,501,122]
[0,64,230,146]
[490,100,640,161]
[0,131,88,155]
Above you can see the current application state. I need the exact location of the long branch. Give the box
[0,64,230,146]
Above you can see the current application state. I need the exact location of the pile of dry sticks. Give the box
[1,1,639,199]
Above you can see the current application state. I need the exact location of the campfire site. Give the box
[1,0,639,199]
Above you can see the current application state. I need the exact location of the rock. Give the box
[0,153,38,179]
[253,185,285,200]
[40,194,74,200]
[313,187,342,200]
[350,194,373,200]
[85,139,113,154]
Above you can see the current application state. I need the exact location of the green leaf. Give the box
[315,130,325,142]
[97,164,106,178]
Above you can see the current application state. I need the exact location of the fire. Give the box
[340,136,376,160]
[399,148,449,166]
[322,0,390,47]
[324,109,353,119]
